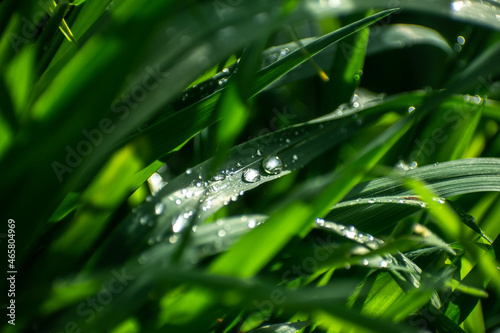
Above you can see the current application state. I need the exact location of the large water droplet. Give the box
[280,48,289,57]
[242,168,260,183]
[218,229,226,237]
[344,226,357,239]
[379,260,388,268]
[172,216,187,233]
[248,219,257,228]
[262,155,283,175]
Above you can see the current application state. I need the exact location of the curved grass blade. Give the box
[253,8,398,96]
[305,0,500,32]
[247,321,312,333]
[366,24,453,56]
[326,158,500,236]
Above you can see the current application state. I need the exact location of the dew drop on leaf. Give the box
[242,168,260,183]
[262,155,283,175]
[344,226,357,239]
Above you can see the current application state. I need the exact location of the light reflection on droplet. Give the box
[242,168,260,183]
[262,155,283,175]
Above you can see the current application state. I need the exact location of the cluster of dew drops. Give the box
[315,218,391,268]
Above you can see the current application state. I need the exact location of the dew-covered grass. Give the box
[1,1,500,332]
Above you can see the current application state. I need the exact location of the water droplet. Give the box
[395,160,410,171]
[367,198,376,204]
[139,216,148,225]
[280,48,289,57]
[230,195,238,202]
[239,190,245,195]
[379,260,388,268]
[256,149,262,156]
[155,202,165,215]
[147,238,154,245]
[420,202,427,208]
[496,14,500,20]
[218,78,227,86]
[408,106,416,113]
[344,226,357,239]
[169,235,178,244]
[432,197,446,204]
[172,216,187,233]
[316,218,325,226]
[361,258,369,266]
[472,95,482,104]
[452,1,464,12]
[186,168,193,175]
[242,168,260,183]
[175,199,182,205]
[262,155,283,175]
[248,219,257,228]
[218,229,226,237]
[409,161,418,169]
[292,154,298,162]
[457,36,465,45]
[222,68,230,74]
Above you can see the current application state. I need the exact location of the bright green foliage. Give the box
[1,1,500,333]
